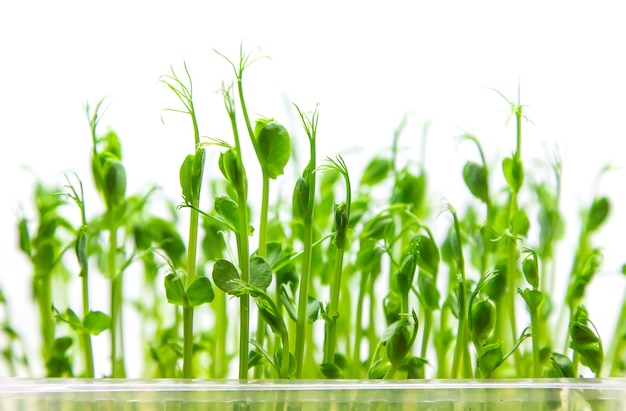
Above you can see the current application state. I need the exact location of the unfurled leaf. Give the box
[212,259,241,295]
[164,273,187,306]
[187,276,215,306]
[360,156,391,186]
[83,311,111,336]
[250,255,272,290]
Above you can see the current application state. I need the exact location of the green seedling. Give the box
[11,48,623,387]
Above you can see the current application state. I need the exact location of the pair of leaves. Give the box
[212,256,272,296]
[52,306,110,336]
[164,274,214,307]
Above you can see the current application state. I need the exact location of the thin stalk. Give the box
[182,208,200,378]
[108,210,125,378]
[37,272,54,371]
[420,307,433,360]
[221,82,252,380]
[161,62,202,379]
[352,270,368,377]
[448,205,472,379]
[607,283,626,376]
[323,248,345,367]
[253,176,270,379]
[530,306,541,377]
[294,105,318,378]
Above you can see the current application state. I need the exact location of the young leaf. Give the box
[522,248,539,289]
[179,154,194,204]
[214,196,240,232]
[463,161,488,203]
[502,156,524,193]
[212,259,242,295]
[250,255,272,290]
[477,343,504,375]
[256,119,291,179]
[586,196,610,233]
[83,311,111,336]
[164,273,187,306]
[103,160,126,208]
[360,156,391,186]
[186,276,215,306]
[470,298,496,345]
[511,209,530,236]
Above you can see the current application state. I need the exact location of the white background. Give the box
[1,1,625,377]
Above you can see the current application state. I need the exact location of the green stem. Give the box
[182,208,200,378]
[420,308,432,360]
[295,120,317,379]
[530,306,542,378]
[295,214,314,378]
[109,210,125,378]
[323,246,345,367]
[352,271,367,377]
[81,267,94,378]
[37,273,53,371]
[253,175,270,379]
[607,284,626,376]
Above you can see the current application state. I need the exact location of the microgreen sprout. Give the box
[10,48,622,389]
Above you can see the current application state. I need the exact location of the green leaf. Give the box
[103,160,126,208]
[212,259,242,295]
[191,147,206,201]
[307,297,321,324]
[502,156,524,193]
[383,292,402,325]
[478,343,504,375]
[360,156,391,186]
[391,168,426,213]
[214,196,240,232]
[415,234,440,277]
[179,154,194,204]
[517,288,544,312]
[545,352,574,378]
[75,230,88,275]
[470,298,496,345]
[463,161,488,202]
[417,272,440,311]
[320,362,342,379]
[385,310,418,366]
[511,209,530,236]
[218,148,242,190]
[522,249,539,289]
[83,311,111,336]
[65,308,83,332]
[292,177,309,220]
[256,120,291,179]
[367,359,391,379]
[256,298,286,337]
[187,276,215,306]
[18,218,31,256]
[587,197,610,233]
[164,273,187,306]
[250,255,272,290]
[279,283,298,322]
